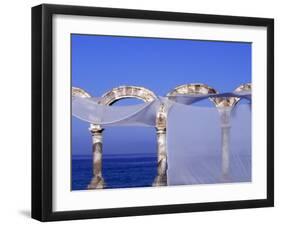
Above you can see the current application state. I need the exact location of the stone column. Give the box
[153,128,168,186]
[87,125,105,189]
[218,107,232,182]
[153,104,168,186]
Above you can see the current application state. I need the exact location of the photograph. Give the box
[71,34,252,190]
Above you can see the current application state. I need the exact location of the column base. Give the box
[152,175,167,186]
[87,176,105,189]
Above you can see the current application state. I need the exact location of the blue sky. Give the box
[71,34,251,155]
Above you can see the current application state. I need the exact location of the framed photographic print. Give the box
[32,4,274,221]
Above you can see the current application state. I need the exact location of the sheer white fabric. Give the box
[72,93,251,185]
[166,102,251,185]
[72,96,160,127]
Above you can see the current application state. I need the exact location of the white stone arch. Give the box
[167,83,251,181]
[234,83,251,93]
[99,85,157,105]
[72,87,91,98]
[167,83,221,179]
[167,83,218,105]
[166,82,250,108]
[233,83,252,105]
[167,83,232,181]
[167,83,218,96]
[89,86,168,188]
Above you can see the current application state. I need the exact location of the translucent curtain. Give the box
[72,93,251,185]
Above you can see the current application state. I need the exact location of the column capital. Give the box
[89,124,104,134]
[156,103,167,130]
[212,97,238,108]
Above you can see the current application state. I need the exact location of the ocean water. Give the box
[72,152,251,190]
[72,153,157,190]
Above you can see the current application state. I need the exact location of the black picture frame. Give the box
[32,3,274,222]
